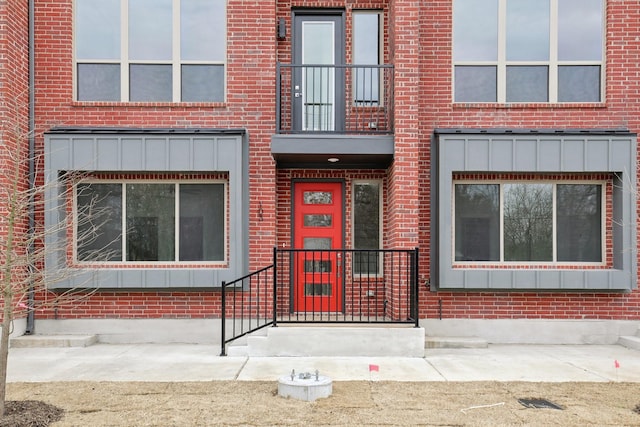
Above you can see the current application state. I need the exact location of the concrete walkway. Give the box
[6,344,640,383]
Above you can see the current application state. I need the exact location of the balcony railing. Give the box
[276,63,394,134]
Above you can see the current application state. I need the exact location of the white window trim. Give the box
[452,179,606,266]
[352,180,383,277]
[74,179,228,265]
[74,0,227,103]
[452,0,605,104]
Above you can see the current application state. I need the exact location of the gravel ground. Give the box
[4,381,640,426]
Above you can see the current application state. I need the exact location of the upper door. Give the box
[292,13,345,132]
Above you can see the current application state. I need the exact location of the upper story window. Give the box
[76,180,227,263]
[453,0,603,103]
[75,0,226,102]
[353,11,382,104]
[454,181,604,264]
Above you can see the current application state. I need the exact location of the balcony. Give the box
[272,63,395,168]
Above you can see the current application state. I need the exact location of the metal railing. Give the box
[220,264,274,356]
[220,248,418,356]
[276,63,394,134]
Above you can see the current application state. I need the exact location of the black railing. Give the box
[220,264,274,356]
[276,63,394,134]
[274,248,418,325]
[220,248,418,356]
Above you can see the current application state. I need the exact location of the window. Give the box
[76,181,226,263]
[353,181,381,274]
[75,0,226,102]
[453,0,603,103]
[454,181,603,263]
[353,11,381,104]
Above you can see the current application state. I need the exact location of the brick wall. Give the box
[33,0,277,319]
[416,0,640,321]
[0,0,30,322]
[29,0,640,322]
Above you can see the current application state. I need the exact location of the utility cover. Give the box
[518,398,563,410]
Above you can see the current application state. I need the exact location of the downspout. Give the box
[26,0,35,334]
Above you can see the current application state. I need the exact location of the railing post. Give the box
[273,247,278,327]
[220,281,226,356]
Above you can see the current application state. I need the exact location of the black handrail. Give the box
[276,63,394,134]
[220,263,274,356]
[220,247,419,355]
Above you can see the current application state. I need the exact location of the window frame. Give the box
[453,179,606,266]
[352,179,383,277]
[452,0,605,104]
[74,0,227,103]
[351,10,384,106]
[74,178,228,265]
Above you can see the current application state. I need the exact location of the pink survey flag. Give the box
[614,360,620,369]
[369,364,379,372]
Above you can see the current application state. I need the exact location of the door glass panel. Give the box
[304,214,332,227]
[305,260,332,273]
[303,191,332,204]
[304,283,332,296]
[303,238,331,250]
[302,22,335,131]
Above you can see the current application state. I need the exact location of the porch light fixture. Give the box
[327,157,339,163]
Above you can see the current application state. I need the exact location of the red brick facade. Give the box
[0,0,637,326]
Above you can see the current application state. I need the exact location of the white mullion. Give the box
[175,183,180,262]
[548,0,558,103]
[121,0,129,101]
[121,183,127,262]
[496,0,507,103]
[173,0,181,102]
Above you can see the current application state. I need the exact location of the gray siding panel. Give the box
[435,132,637,291]
[44,131,248,290]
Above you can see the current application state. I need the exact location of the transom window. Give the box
[454,181,603,263]
[453,0,603,103]
[76,181,226,263]
[75,0,226,102]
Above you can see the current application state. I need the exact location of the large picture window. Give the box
[76,181,226,263]
[75,0,226,102]
[454,181,603,263]
[453,0,603,103]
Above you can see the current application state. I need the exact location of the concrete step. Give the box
[231,326,425,357]
[618,335,640,351]
[425,336,488,349]
[10,334,98,348]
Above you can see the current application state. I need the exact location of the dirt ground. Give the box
[4,381,640,426]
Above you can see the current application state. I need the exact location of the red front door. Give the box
[293,181,343,312]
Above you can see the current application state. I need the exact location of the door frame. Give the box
[291,9,346,132]
[291,179,346,313]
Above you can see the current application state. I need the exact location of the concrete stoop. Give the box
[424,336,488,349]
[10,334,98,348]
[618,327,640,351]
[227,326,425,357]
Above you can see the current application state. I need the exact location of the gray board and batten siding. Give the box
[44,129,248,289]
[432,129,637,291]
